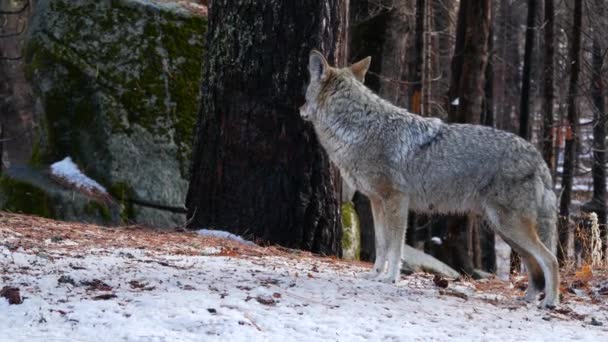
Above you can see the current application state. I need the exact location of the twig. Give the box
[244,313,262,331]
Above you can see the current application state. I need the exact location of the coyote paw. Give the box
[539,298,559,310]
[521,290,540,303]
[361,270,381,280]
[377,274,399,284]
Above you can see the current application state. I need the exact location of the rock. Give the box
[341,201,361,260]
[0,286,23,305]
[401,244,460,279]
[0,166,121,225]
[23,0,207,227]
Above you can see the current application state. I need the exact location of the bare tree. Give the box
[519,0,537,140]
[589,0,606,257]
[542,0,555,173]
[558,0,583,264]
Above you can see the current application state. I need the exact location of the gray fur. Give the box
[301,51,560,308]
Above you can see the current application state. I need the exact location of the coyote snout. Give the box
[303,50,560,309]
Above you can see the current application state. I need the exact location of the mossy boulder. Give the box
[24,0,206,227]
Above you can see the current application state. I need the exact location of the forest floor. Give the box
[1,212,607,341]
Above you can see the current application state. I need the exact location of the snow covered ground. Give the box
[1,213,608,341]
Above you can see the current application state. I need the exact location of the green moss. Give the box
[108,182,136,223]
[341,201,361,260]
[29,138,43,167]
[83,201,112,223]
[0,176,56,218]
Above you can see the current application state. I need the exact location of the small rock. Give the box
[58,275,76,286]
[256,296,276,306]
[81,279,112,291]
[207,308,217,314]
[51,235,64,243]
[0,286,23,305]
[92,294,117,300]
[590,318,603,326]
[433,275,449,289]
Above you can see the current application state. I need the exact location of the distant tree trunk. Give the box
[410,0,424,114]
[0,121,3,174]
[495,0,522,132]
[444,0,491,276]
[483,16,494,127]
[450,0,491,124]
[446,0,466,116]
[433,0,454,119]
[542,0,555,174]
[518,0,536,140]
[558,0,583,264]
[480,11,495,272]
[590,16,606,257]
[186,0,348,255]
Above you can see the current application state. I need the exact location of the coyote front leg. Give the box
[362,198,387,279]
[377,195,408,284]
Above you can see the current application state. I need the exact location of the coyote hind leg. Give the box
[486,208,560,308]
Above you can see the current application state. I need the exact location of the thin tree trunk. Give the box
[483,14,494,127]
[590,14,606,258]
[186,0,348,255]
[542,0,555,174]
[518,0,536,140]
[481,8,495,272]
[410,0,424,114]
[558,0,583,264]
[447,0,466,117]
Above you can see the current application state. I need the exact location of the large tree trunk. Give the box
[518,0,536,140]
[590,5,607,258]
[558,0,583,264]
[186,0,348,255]
[542,0,555,174]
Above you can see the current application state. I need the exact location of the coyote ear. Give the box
[350,56,371,82]
[309,50,329,81]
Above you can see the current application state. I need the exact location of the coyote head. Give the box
[300,50,371,121]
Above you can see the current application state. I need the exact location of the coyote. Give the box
[300,50,559,308]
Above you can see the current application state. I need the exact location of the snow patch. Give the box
[50,157,107,194]
[431,236,443,245]
[196,229,255,246]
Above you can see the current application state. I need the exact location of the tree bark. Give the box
[558,0,583,264]
[518,0,536,140]
[449,0,491,124]
[410,0,424,114]
[542,0,555,174]
[590,7,606,257]
[186,0,348,255]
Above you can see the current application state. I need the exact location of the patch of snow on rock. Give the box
[50,157,107,193]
